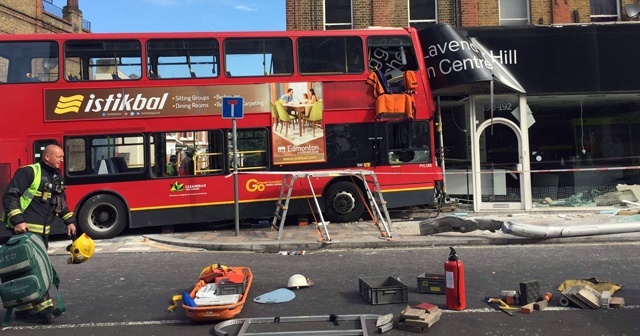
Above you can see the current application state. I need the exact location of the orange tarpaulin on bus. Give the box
[367,70,415,119]
[375,94,415,119]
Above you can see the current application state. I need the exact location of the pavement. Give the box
[44,207,640,255]
[131,208,640,253]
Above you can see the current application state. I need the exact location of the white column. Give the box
[519,95,533,210]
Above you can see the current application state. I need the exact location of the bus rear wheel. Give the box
[78,194,127,239]
[324,181,365,223]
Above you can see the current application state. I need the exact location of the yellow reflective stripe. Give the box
[33,299,53,312]
[62,212,73,220]
[19,164,41,212]
[15,304,34,312]
[26,224,50,234]
[34,191,42,197]
[8,209,21,217]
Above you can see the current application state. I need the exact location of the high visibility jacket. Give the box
[2,162,74,234]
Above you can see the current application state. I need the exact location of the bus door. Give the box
[26,137,61,164]
[0,138,62,236]
[0,141,25,200]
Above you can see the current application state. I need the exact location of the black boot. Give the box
[38,307,54,324]
[14,310,34,320]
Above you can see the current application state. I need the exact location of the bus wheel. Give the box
[78,194,127,239]
[324,181,364,223]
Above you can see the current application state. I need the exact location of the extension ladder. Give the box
[271,170,392,241]
[213,314,382,336]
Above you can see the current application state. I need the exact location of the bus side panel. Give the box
[0,162,11,205]
[128,198,310,228]
[0,161,11,237]
[0,142,23,237]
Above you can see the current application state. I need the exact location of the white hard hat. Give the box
[287,274,313,289]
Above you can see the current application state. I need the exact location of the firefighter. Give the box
[179,145,195,175]
[166,154,178,176]
[1,144,76,322]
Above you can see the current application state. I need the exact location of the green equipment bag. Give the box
[0,233,64,325]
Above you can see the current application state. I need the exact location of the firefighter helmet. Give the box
[184,145,195,157]
[287,274,314,289]
[66,233,95,264]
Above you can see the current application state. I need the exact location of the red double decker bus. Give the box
[0,28,443,239]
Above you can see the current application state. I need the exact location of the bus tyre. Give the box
[324,181,364,223]
[78,194,127,239]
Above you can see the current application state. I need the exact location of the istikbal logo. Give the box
[54,95,84,114]
[54,92,169,114]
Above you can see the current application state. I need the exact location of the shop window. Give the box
[325,0,353,30]
[499,0,530,26]
[409,0,437,30]
[590,0,619,22]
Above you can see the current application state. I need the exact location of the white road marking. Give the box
[445,305,640,313]
[6,306,638,330]
[3,319,190,330]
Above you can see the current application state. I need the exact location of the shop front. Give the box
[420,23,640,211]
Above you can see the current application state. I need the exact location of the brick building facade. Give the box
[285,1,640,212]
[286,0,639,30]
[0,0,88,35]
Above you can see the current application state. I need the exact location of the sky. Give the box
[55,0,286,33]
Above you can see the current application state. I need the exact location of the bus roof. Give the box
[0,28,416,41]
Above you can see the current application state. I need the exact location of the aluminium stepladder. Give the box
[213,314,383,336]
[271,170,392,241]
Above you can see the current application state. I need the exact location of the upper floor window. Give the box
[325,0,353,30]
[409,0,437,29]
[590,0,619,22]
[499,0,530,26]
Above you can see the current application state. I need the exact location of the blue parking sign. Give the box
[222,97,244,119]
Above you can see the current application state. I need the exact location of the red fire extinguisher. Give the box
[444,247,466,310]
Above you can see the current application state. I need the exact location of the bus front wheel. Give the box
[324,181,365,223]
[78,194,127,239]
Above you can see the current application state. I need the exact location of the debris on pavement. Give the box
[556,278,625,309]
[419,214,640,238]
[419,216,503,235]
[278,250,307,255]
[376,313,394,333]
[397,304,442,333]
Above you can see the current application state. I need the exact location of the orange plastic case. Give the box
[183,266,253,321]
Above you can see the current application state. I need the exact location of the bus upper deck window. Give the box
[224,38,293,77]
[147,39,220,80]
[64,40,142,81]
[0,41,59,83]
[367,36,418,89]
[298,36,364,75]
[367,36,417,71]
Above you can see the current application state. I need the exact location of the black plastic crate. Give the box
[359,276,408,305]
[215,276,247,295]
[417,273,446,294]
